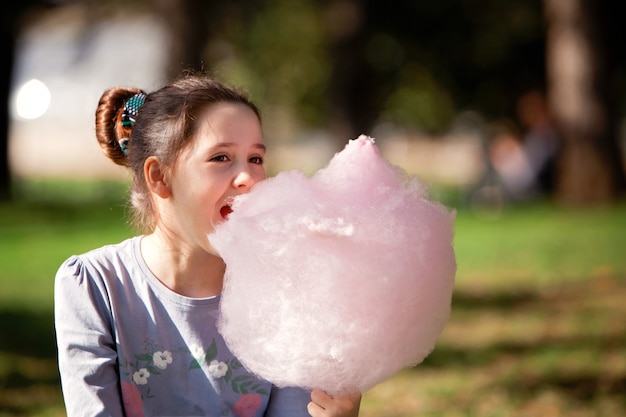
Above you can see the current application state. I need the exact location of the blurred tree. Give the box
[318,0,547,141]
[2,0,623,205]
[153,0,265,80]
[154,0,210,78]
[318,0,625,204]
[228,0,329,130]
[544,0,625,204]
[322,0,376,141]
[0,1,61,201]
[0,9,13,201]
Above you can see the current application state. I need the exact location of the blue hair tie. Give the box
[118,138,129,156]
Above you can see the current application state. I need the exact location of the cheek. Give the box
[254,167,267,182]
[179,185,216,222]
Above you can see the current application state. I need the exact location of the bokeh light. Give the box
[14,78,51,120]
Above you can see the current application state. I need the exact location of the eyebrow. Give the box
[213,142,266,152]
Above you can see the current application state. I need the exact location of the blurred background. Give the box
[1,0,625,416]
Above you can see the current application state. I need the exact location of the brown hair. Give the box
[95,72,261,232]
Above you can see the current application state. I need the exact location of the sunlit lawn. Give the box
[361,200,626,417]
[1,180,625,416]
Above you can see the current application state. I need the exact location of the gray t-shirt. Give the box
[54,236,310,417]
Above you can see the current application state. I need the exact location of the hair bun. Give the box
[95,86,144,166]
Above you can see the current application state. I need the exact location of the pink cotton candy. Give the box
[209,135,456,395]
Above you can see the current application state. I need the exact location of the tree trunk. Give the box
[544,0,625,205]
[324,0,379,145]
[0,20,15,201]
[154,0,212,80]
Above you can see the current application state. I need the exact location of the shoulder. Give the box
[55,236,139,284]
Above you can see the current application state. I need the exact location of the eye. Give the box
[249,156,264,165]
[210,154,230,162]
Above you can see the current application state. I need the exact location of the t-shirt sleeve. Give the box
[264,386,312,417]
[54,255,124,417]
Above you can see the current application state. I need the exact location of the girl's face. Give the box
[164,102,266,254]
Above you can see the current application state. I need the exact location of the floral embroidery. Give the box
[190,339,269,396]
[208,360,228,378]
[191,343,205,359]
[122,336,269,415]
[121,381,145,417]
[229,370,269,396]
[153,351,173,369]
[233,393,263,417]
[121,338,174,400]
[189,339,218,369]
[132,368,151,385]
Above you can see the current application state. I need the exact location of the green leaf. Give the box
[230,357,243,369]
[205,339,218,360]
[240,380,253,394]
[147,366,161,375]
[232,381,240,394]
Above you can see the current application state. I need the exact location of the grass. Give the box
[0,180,133,310]
[361,201,626,417]
[0,180,133,417]
[1,180,625,416]
[361,281,626,416]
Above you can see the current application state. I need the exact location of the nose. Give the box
[232,167,255,189]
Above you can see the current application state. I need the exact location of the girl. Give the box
[54,72,361,417]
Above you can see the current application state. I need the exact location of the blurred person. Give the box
[54,72,361,417]
[489,90,560,201]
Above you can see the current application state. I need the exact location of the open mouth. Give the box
[220,205,233,220]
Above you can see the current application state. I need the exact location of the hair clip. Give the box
[118,138,129,156]
[121,92,147,127]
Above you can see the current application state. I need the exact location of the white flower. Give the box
[191,344,205,359]
[208,360,228,378]
[153,350,173,369]
[133,368,150,385]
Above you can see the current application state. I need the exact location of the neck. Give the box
[140,230,225,298]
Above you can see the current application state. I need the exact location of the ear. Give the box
[144,156,171,198]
